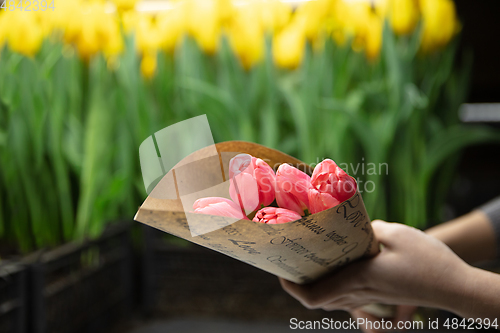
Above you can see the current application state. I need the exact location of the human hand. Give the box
[279,220,470,313]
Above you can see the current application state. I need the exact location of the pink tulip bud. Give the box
[229,154,276,213]
[254,158,276,206]
[193,197,248,220]
[274,189,305,216]
[252,207,302,224]
[275,164,312,215]
[228,154,253,179]
[229,172,260,213]
[311,159,356,203]
[307,188,341,214]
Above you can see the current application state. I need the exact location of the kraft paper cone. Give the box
[134,141,378,284]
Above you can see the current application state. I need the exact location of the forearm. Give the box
[426,210,497,264]
[439,265,500,320]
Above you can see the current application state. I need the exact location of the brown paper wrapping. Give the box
[134,141,378,284]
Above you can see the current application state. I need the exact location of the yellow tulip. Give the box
[47,0,82,34]
[157,4,187,53]
[294,0,331,41]
[6,12,43,56]
[331,0,371,51]
[33,10,52,38]
[71,2,123,60]
[76,17,101,60]
[141,52,157,79]
[111,0,138,12]
[365,12,383,60]
[121,10,140,35]
[420,0,460,52]
[388,0,419,35]
[259,0,292,32]
[102,18,124,58]
[330,0,383,59]
[229,0,291,34]
[186,0,227,54]
[135,14,162,54]
[372,0,389,17]
[273,22,305,69]
[62,2,84,45]
[0,13,9,50]
[227,5,264,69]
[216,0,234,24]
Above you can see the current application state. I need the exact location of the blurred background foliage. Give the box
[0,0,499,253]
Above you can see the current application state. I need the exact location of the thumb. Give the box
[370,220,409,250]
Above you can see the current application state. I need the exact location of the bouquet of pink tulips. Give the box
[136,141,377,284]
[193,154,357,224]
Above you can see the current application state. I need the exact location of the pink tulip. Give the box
[275,164,312,216]
[228,154,253,179]
[229,172,260,213]
[193,197,248,220]
[308,188,341,214]
[253,158,276,205]
[311,159,356,203]
[252,207,302,224]
[229,154,276,213]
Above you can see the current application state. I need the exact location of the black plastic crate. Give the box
[28,223,134,333]
[0,263,27,333]
[140,225,347,321]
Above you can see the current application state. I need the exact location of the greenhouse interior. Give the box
[1,0,500,332]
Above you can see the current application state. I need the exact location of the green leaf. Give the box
[422,125,500,185]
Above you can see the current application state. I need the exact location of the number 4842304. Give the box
[444,318,498,330]
[1,0,55,11]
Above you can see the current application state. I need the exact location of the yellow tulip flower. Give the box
[157,4,187,53]
[388,0,419,35]
[76,18,101,60]
[259,0,292,32]
[102,19,124,58]
[227,4,264,69]
[141,52,157,79]
[217,0,234,24]
[186,0,227,54]
[330,0,383,59]
[331,0,371,51]
[70,2,123,60]
[121,11,140,35]
[112,0,138,12]
[0,13,9,50]
[135,14,163,55]
[365,12,383,60]
[62,2,84,45]
[7,12,43,56]
[273,22,306,69]
[294,0,331,41]
[46,0,80,34]
[420,0,460,52]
